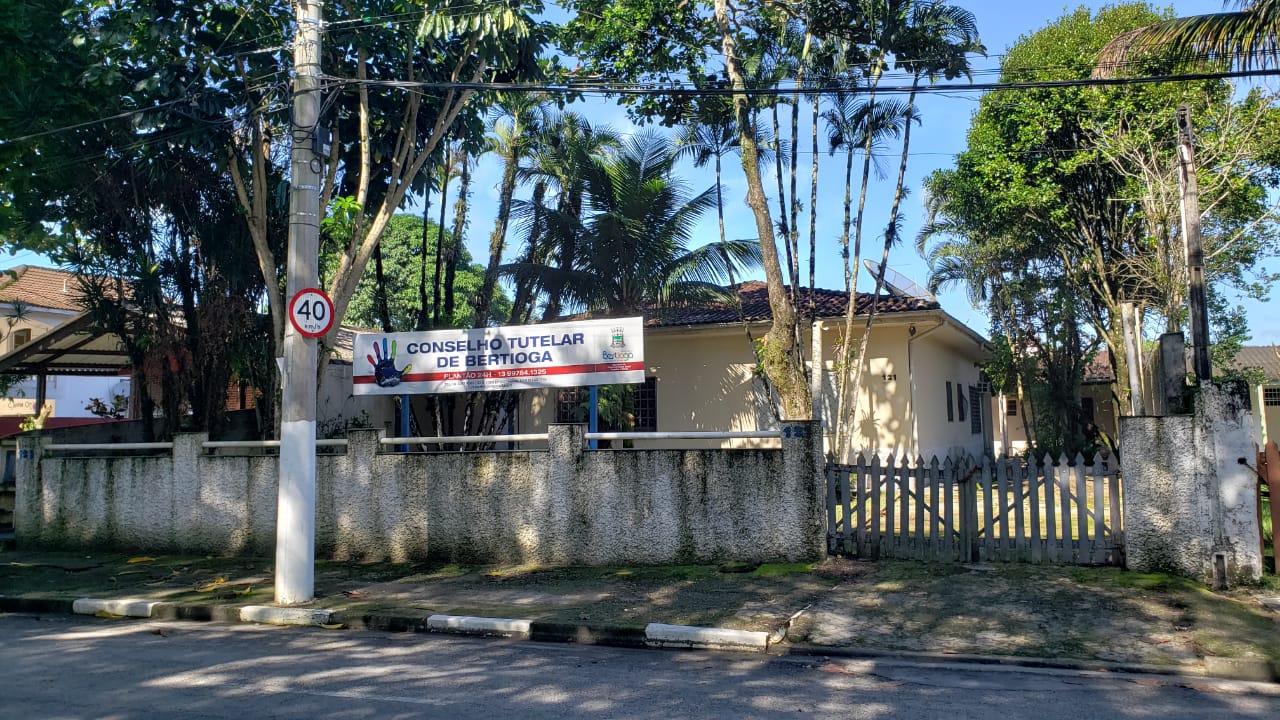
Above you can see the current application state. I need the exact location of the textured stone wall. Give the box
[1119,385,1262,585]
[16,422,825,566]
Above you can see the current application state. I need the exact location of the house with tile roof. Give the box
[0,266,131,420]
[510,281,994,460]
[990,349,1119,456]
[1229,345,1280,444]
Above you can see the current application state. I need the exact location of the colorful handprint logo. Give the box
[367,338,411,388]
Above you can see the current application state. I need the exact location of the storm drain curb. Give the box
[644,623,770,653]
[72,598,161,618]
[240,605,332,626]
[0,595,75,615]
[150,603,243,623]
[528,621,648,648]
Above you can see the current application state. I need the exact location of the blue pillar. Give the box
[588,385,598,450]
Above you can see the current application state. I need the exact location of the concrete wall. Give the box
[317,361,395,436]
[16,422,825,566]
[1118,385,1263,586]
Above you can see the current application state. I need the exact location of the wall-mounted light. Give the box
[908,324,917,337]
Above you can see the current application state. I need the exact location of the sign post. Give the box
[277,0,325,606]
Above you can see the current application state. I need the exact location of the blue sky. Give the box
[445,0,1279,343]
[6,1,1276,343]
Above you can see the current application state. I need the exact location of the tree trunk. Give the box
[714,0,811,421]
[835,78,880,461]
[847,80,918,455]
[422,185,435,330]
[474,124,521,328]
[445,150,470,323]
[808,92,820,310]
[373,244,392,333]
[434,161,452,325]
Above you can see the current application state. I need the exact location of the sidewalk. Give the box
[1,548,1277,681]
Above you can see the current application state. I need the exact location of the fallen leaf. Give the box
[150,628,170,637]
[127,556,156,564]
[232,586,255,597]
[93,610,124,619]
[320,623,346,630]
[341,590,365,599]
[197,577,227,592]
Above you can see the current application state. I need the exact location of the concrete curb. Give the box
[644,623,770,653]
[427,614,531,638]
[240,605,332,626]
[72,598,161,618]
[5,596,1276,684]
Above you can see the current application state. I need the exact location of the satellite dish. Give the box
[862,259,937,302]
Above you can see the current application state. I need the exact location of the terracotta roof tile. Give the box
[1230,345,1280,382]
[0,266,88,313]
[1083,349,1115,383]
[642,280,938,327]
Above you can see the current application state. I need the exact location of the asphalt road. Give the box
[0,614,1276,719]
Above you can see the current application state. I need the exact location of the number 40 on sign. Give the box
[289,288,334,338]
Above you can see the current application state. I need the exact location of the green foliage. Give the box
[505,131,761,316]
[331,213,505,330]
[84,395,129,420]
[921,3,1280,453]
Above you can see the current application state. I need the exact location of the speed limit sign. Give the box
[288,288,335,338]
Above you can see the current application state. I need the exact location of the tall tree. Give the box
[562,0,814,419]
[319,0,549,363]
[472,93,548,328]
[506,131,762,315]
[921,3,1280,447]
[337,213,501,331]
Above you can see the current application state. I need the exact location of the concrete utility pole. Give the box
[1176,104,1213,384]
[276,0,324,605]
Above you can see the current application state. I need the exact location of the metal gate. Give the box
[826,453,1124,565]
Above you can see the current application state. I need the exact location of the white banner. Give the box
[352,317,645,395]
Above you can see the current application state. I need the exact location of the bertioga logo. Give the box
[604,326,633,359]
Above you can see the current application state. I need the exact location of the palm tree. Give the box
[506,130,762,316]
[838,0,984,460]
[1096,1,1280,76]
[518,112,621,321]
[472,93,548,328]
[823,89,912,294]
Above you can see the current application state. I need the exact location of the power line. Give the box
[323,65,1280,98]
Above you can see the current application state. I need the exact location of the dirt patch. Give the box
[786,560,1280,668]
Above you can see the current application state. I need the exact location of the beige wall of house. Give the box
[1258,383,1280,444]
[990,381,1118,456]
[4,313,56,352]
[906,322,989,460]
[517,314,989,459]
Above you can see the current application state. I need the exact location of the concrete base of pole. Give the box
[275,419,317,605]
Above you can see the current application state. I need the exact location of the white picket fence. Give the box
[826,453,1123,566]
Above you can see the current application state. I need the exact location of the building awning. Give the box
[0,312,132,377]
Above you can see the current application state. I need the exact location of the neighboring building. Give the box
[991,350,1118,456]
[1230,345,1280,445]
[508,281,993,460]
[0,266,131,419]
